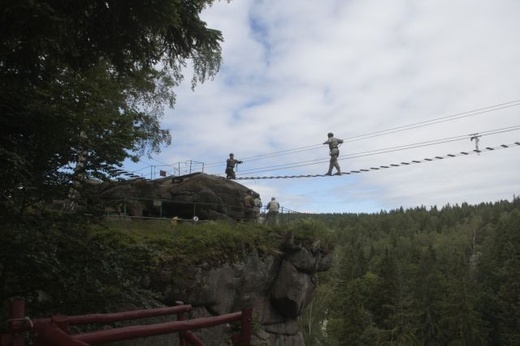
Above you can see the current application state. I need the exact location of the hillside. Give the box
[0,214,335,345]
[300,198,520,345]
[2,189,519,345]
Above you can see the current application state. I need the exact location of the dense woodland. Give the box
[2,3,519,345]
[2,198,519,346]
[300,198,520,345]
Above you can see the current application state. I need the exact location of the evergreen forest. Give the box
[300,198,520,345]
[3,3,519,345]
[2,198,519,345]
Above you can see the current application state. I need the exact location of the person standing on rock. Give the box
[253,192,263,223]
[266,197,280,226]
[225,153,243,179]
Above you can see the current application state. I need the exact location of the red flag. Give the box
[159,170,167,177]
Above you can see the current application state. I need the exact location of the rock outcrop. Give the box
[97,173,332,345]
[145,237,332,345]
[98,173,256,221]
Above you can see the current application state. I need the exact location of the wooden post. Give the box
[240,308,252,346]
[7,300,26,346]
[175,301,187,346]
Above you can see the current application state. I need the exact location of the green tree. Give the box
[0,0,224,215]
[484,210,520,344]
[327,275,378,346]
[369,248,399,329]
[412,244,442,345]
[438,276,486,345]
[0,0,226,323]
[299,279,334,345]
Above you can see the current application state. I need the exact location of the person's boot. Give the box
[325,163,334,175]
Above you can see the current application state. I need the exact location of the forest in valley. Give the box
[299,198,520,345]
[3,2,519,345]
[1,196,519,346]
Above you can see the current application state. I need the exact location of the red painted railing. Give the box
[1,300,252,346]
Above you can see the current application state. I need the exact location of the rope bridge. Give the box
[234,141,520,180]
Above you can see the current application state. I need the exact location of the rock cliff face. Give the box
[98,173,332,345]
[146,236,332,345]
[98,173,256,221]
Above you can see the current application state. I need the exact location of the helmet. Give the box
[328,132,334,137]
[229,153,234,156]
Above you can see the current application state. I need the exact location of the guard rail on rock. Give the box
[1,300,252,346]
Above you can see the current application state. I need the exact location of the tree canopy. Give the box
[299,199,520,345]
[0,0,224,215]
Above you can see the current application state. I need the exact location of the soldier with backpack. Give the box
[266,197,280,226]
[225,153,242,179]
[253,193,263,223]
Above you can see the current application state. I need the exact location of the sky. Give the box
[123,0,520,214]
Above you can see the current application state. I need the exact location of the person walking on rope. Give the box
[225,153,243,179]
[323,132,343,176]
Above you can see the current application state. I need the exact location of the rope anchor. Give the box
[470,133,481,153]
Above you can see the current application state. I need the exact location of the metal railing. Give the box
[102,196,305,224]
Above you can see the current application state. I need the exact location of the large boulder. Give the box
[98,173,256,220]
[145,240,333,346]
[93,174,333,345]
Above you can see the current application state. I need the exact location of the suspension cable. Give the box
[235,125,520,175]
[233,141,520,180]
[204,99,520,167]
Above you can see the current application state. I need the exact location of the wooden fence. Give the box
[1,300,252,346]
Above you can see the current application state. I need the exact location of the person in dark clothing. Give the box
[323,132,343,176]
[225,153,242,179]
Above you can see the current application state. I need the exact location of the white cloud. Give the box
[125,0,520,213]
